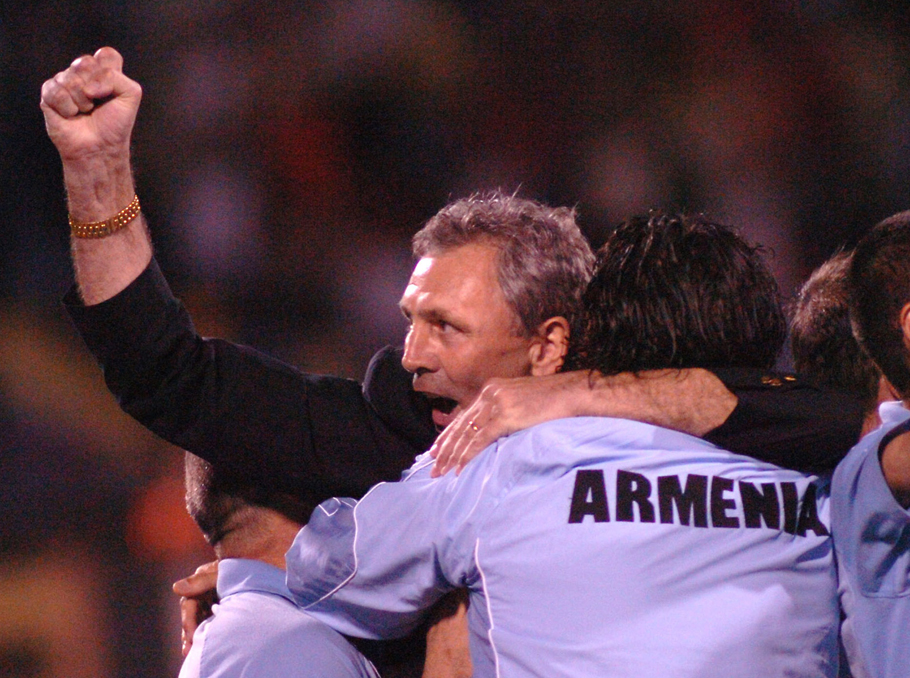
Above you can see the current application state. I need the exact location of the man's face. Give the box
[399,242,537,429]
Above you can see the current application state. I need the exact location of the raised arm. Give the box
[41,47,151,305]
[44,50,429,497]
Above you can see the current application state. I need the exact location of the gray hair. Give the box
[412,191,594,335]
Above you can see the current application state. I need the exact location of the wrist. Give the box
[551,370,602,418]
[62,151,135,222]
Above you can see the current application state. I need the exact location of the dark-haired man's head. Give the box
[567,212,786,374]
[849,211,910,401]
[791,252,884,432]
[184,453,315,567]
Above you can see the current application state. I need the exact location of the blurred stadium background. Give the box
[2,1,910,675]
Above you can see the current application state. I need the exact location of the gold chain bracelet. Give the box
[69,195,141,239]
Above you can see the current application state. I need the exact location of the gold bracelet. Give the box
[69,195,141,239]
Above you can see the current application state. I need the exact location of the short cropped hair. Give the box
[849,211,910,398]
[567,212,786,374]
[184,453,314,547]
[790,251,880,412]
[412,191,595,335]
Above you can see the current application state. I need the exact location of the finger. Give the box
[69,56,110,110]
[440,422,474,476]
[449,427,482,475]
[40,74,83,119]
[452,399,511,474]
[430,414,462,474]
[70,51,140,107]
[41,56,108,117]
[172,561,219,596]
[94,46,124,71]
[428,432,443,459]
[430,438,451,475]
[180,596,199,657]
[431,412,475,476]
[449,398,496,472]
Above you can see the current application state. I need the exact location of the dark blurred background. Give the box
[2,1,909,675]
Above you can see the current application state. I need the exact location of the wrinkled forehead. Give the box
[408,242,501,288]
[400,245,516,321]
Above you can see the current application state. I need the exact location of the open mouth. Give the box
[425,396,459,430]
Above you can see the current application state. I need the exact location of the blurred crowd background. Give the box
[2,1,910,675]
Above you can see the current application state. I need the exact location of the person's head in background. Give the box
[566,211,786,375]
[184,452,315,566]
[849,212,910,409]
[790,251,892,438]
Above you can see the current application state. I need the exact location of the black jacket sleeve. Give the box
[65,259,425,499]
[362,346,437,453]
[705,368,865,473]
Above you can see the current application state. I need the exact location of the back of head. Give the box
[185,453,315,557]
[849,211,910,398]
[567,212,786,374]
[412,190,595,334]
[791,251,881,413]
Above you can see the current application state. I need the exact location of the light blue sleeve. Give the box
[832,412,910,678]
[833,423,910,598]
[285,453,494,639]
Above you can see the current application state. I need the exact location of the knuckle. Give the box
[479,384,500,403]
[71,55,94,70]
[40,81,56,104]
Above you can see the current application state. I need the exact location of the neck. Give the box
[215,511,303,570]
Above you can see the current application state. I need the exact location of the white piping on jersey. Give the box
[402,453,435,480]
[475,537,502,678]
[302,483,388,609]
[315,497,356,517]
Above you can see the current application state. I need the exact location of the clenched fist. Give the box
[40,47,141,163]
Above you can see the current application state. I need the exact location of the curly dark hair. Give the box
[566,212,786,374]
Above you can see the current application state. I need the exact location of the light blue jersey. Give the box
[288,417,839,677]
[832,401,910,678]
[179,559,379,678]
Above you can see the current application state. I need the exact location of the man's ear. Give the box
[528,316,570,376]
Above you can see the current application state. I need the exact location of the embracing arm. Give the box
[431,368,734,476]
[287,489,454,640]
[286,455,487,641]
[432,367,864,476]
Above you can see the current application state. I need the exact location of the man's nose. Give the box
[401,323,437,375]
